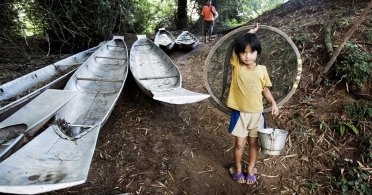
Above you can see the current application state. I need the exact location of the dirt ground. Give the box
[0,0,371,194]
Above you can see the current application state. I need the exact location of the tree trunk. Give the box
[176,0,188,30]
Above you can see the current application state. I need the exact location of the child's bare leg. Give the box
[247,136,258,178]
[234,136,246,173]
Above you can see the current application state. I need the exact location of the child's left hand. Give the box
[271,104,279,116]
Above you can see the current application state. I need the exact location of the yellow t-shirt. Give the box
[226,52,272,112]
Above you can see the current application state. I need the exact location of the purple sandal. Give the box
[232,172,246,183]
[246,174,257,184]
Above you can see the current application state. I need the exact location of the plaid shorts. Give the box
[228,110,264,138]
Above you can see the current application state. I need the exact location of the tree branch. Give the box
[315,1,372,85]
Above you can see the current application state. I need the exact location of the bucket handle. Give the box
[270,131,278,141]
[269,116,277,152]
[270,116,278,141]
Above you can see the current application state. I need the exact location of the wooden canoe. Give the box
[130,35,209,104]
[0,45,101,122]
[175,31,199,50]
[0,36,128,194]
[154,28,176,50]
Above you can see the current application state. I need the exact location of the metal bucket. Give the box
[258,128,288,155]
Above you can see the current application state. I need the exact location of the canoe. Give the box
[0,36,128,194]
[154,28,176,50]
[0,45,101,122]
[175,31,199,50]
[130,35,209,104]
[0,45,100,102]
[0,89,78,162]
[0,70,73,122]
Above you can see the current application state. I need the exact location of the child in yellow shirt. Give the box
[227,25,279,184]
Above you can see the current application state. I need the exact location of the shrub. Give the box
[336,42,371,91]
[345,100,372,121]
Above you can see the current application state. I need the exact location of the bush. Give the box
[345,100,372,121]
[336,42,371,92]
[337,167,371,194]
[338,100,371,136]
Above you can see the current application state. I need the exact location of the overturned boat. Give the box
[0,45,101,122]
[154,28,176,50]
[0,36,128,194]
[130,35,209,104]
[175,31,199,50]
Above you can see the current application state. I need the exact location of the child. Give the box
[227,24,279,184]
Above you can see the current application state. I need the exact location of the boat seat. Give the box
[106,45,126,52]
[138,75,178,80]
[76,77,124,83]
[134,44,152,47]
[69,124,95,128]
[95,56,127,60]
[75,77,124,94]
[134,44,154,51]
[106,45,125,48]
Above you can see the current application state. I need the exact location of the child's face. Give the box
[238,45,257,67]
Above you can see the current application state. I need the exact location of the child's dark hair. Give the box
[234,33,261,55]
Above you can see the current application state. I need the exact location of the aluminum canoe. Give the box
[0,89,78,163]
[154,28,176,50]
[0,36,128,194]
[0,45,100,102]
[175,31,199,50]
[0,45,101,122]
[130,35,209,104]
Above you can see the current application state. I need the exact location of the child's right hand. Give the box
[248,23,259,33]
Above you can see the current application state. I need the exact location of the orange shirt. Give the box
[201,5,215,21]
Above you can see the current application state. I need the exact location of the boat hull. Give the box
[0,46,99,102]
[175,31,199,51]
[0,45,101,122]
[0,124,100,194]
[0,89,78,162]
[154,28,176,50]
[0,36,129,194]
[130,35,209,104]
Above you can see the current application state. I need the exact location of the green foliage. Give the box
[360,136,372,167]
[1,0,289,51]
[24,0,165,52]
[339,122,358,136]
[0,0,23,38]
[338,100,371,136]
[308,180,322,193]
[150,0,177,31]
[345,100,372,121]
[216,0,287,28]
[292,32,311,45]
[334,136,372,194]
[337,167,372,194]
[363,31,372,42]
[336,42,372,89]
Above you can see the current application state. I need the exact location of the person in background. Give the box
[201,0,217,43]
[227,24,279,185]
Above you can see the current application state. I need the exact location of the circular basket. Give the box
[203,25,302,114]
